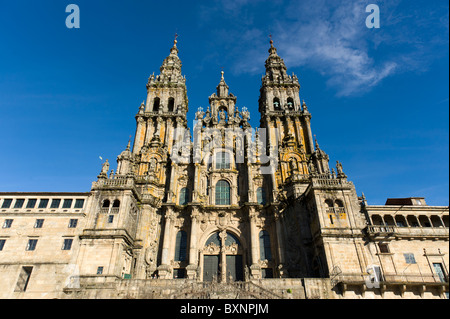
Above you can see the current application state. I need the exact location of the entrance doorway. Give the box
[202,231,244,282]
[203,255,220,282]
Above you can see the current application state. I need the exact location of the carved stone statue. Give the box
[219,109,226,122]
[101,159,109,175]
[336,161,343,175]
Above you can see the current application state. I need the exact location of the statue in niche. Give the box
[149,158,157,171]
[289,158,298,172]
[219,109,227,123]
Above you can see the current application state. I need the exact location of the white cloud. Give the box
[200,0,448,97]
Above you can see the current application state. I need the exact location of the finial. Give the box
[314,134,320,149]
[126,136,131,150]
[269,34,273,46]
[174,32,178,45]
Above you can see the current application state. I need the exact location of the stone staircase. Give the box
[168,281,284,299]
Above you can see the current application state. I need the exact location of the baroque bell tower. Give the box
[258,38,316,201]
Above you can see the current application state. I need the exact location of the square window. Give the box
[404,253,416,264]
[26,239,38,251]
[15,267,33,292]
[97,267,104,275]
[14,199,25,209]
[1,199,12,208]
[62,199,73,209]
[26,199,37,209]
[62,239,73,250]
[108,215,114,223]
[50,199,61,209]
[74,199,85,208]
[2,219,13,228]
[34,219,44,228]
[38,199,49,209]
[378,243,390,253]
[68,219,78,228]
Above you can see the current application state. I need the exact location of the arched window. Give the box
[102,199,110,208]
[259,231,272,261]
[215,180,230,205]
[335,199,344,207]
[273,97,280,110]
[174,230,187,262]
[256,187,266,205]
[216,151,230,169]
[179,187,189,205]
[287,97,294,109]
[205,232,221,246]
[153,97,160,112]
[168,97,175,112]
[325,199,334,208]
[112,200,120,208]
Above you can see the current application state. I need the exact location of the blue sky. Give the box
[0,0,448,205]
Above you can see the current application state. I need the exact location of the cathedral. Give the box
[0,38,448,299]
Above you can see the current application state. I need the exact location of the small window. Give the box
[108,215,114,223]
[62,199,73,209]
[378,243,390,254]
[256,187,266,205]
[14,199,25,209]
[97,267,104,275]
[62,239,73,250]
[15,267,33,292]
[38,199,49,209]
[74,199,85,208]
[2,219,13,228]
[50,199,61,209]
[174,231,187,262]
[168,97,175,112]
[215,180,231,205]
[404,253,416,264]
[1,199,12,208]
[0,239,6,251]
[273,97,280,110]
[68,219,78,228]
[433,263,446,283]
[179,188,189,205]
[102,199,110,208]
[112,200,120,208]
[153,97,160,112]
[26,199,37,209]
[34,219,44,228]
[26,239,38,251]
[259,230,272,261]
[287,97,294,109]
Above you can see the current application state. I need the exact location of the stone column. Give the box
[275,209,287,278]
[303,115,315,154]
[249,208,261,279]
[158,207,173,278]
[144,118,154,145]
[186,209,199,279]
[133,116,146,154]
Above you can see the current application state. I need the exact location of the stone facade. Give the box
[0,39,448,299]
